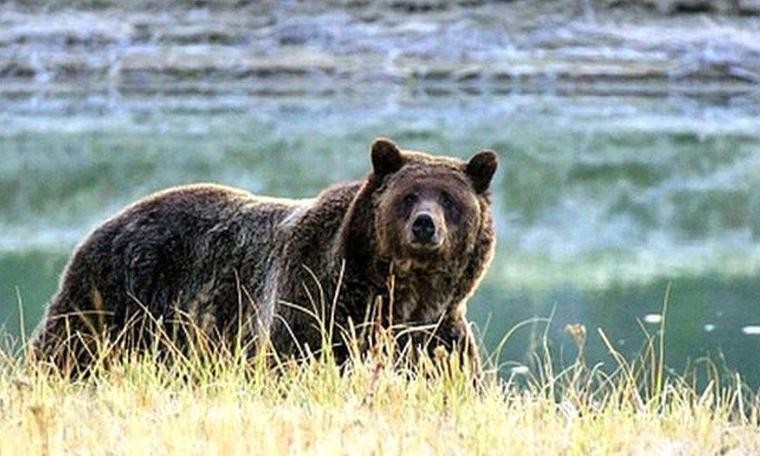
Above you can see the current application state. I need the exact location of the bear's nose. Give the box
[411,213,436,244]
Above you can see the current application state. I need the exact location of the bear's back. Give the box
[88,183,306,273]
[34,183,310,362]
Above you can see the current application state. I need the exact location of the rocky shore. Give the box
[1,1,759,104]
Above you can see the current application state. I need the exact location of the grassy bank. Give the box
[1,324,759,455]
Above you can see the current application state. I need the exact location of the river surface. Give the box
[1,92,759,385]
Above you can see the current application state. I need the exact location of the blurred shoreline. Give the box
[2,1,760,101]
[2,96,759,287]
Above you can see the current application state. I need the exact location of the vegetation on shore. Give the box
[1,315,758,455]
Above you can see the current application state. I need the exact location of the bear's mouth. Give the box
[408,238,444,252]
[398,239,446,264]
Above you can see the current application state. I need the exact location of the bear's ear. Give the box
[466,150,498,193]
[371,138,404,177]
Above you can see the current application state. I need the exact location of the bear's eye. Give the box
[403,194,418,210]
[440,191,461,223]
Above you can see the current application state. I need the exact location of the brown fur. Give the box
[30,138,498,374]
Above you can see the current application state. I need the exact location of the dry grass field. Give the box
[1,320,758,456]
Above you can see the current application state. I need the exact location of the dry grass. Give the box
[1,316,759,456]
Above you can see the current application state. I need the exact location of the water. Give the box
[1,93,759,385]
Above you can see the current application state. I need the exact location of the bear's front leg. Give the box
[431,312,483,378]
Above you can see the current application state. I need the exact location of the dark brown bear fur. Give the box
[30,138,498,374]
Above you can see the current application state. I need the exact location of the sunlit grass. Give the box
[2,309,759,455]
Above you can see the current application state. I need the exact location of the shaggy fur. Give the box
[30,138,498,373]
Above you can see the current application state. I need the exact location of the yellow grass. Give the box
[1,321,759,456]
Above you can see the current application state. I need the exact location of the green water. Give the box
[1,95,759,384]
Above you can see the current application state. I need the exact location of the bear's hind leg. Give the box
[29,279,111,376]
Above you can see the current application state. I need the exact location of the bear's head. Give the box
[368,138,497,269]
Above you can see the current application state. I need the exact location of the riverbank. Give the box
[2,1,760,101]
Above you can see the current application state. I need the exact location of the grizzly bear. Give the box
[30,138,497,374]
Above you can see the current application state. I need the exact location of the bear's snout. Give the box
[406,200,446,251]
[411,213,436,244]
